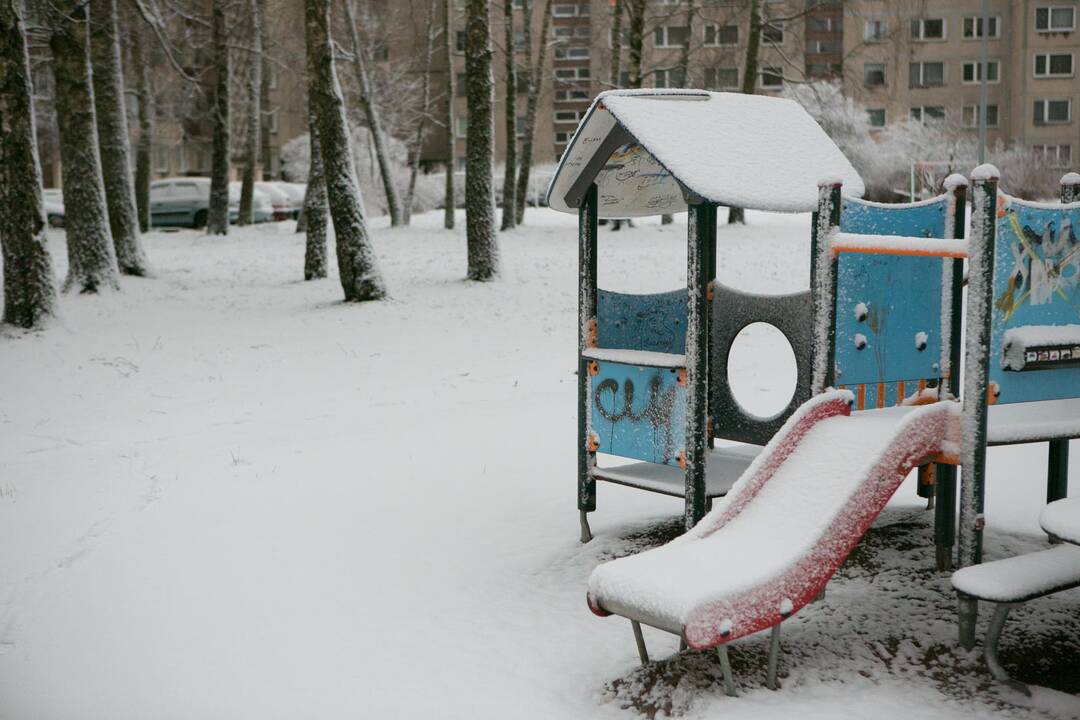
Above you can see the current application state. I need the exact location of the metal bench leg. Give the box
[579,510,592,544]
[766,623,782,690]
[716,644,737,697]
[985,603,1031,697]
[631,621,649,666]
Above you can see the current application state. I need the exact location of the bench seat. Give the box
[951,545,1080,603]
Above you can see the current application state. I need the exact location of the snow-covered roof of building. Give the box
[546,89,865,218]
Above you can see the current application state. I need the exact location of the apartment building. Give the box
[844,0,1080,169]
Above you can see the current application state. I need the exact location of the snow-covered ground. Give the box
[0,209,1076,719]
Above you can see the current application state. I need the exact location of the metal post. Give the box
[631,620,649,665]
[984,603,1031,696]
[958,166,998,646]
[1063,173,1080,203]
[766,623,782,690]
[685,203,712,529]
[810,182,841,395]
[716,644,737,697]
[1047,439,1069,504]
[706,204,717,451]
[578,184,599,543]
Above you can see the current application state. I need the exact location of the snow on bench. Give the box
[830,232,969,258]
[951,545,1080,603]
[581,347,686,369]
[1040,498,1080,546]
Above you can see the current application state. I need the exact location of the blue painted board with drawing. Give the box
[597,289,687,355]
[590,360,687,467]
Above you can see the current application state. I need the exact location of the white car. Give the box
[253,182,295,221]
[41,188,64,228]
[263,182,305,219]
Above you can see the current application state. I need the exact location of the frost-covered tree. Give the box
[660,0,694,226]
[513,0,552,225]
[625,0,645,88]
[91,0,149,275]
[442,0,455,230]
[131,25,153,234]
[207,0,230,235]
[608,0,622,87]
[237,0,262,226]
[0,0,58,327]
[306,0,386,301]
[304,117,328,280]
[498,0,516,231]
[343,0,403,227]
[464,0,497,280]
[404,0,437,226]
[48,0,120,293]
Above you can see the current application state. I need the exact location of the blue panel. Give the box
[835,197,950,388]
[989,197,1080,404]
[597,289,687,354]
[591,360,687,466]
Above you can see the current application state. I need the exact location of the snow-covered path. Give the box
[0,210,1076,719]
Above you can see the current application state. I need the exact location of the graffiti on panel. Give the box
[591,361,687,467]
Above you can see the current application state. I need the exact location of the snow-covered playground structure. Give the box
[546,90,1080,693]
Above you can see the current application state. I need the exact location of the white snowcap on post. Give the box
[1061,172,1080,186]
[970,164,1001,182]
[943,173,969,190]
[545,89,865,218]
[817,176,844,187]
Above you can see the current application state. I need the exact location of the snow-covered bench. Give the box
[951,543,1080,695]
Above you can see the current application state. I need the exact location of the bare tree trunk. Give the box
[626,0,645,88]
[238,0,262,225]
[404,0,437,226]
[91,0,148,275]
[498,0,516,231]
[661,0,693,226]
[0,0,58,327]
[609,0,623,86]
[343,0,403,227]
[50,0,119,293]
[306,0,386,301]
[728,0,760,226]
[442,0,455,230]
[513,0,553,225]
[132,25,153,233]
[207,0,230,235]
[304,114,328,280]
[464,0,497,280]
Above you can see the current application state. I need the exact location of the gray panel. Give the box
[710,283,815,445]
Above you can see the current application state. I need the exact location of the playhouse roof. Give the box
[545,89,865,218]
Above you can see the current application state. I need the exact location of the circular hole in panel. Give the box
[726,322,798,419]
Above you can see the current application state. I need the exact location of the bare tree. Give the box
[442,0,455,230]
[91,0,149,274]
[661,0,694,226]
[238,0,262,225]
[131,24,153,233]
[0,0,58,327]
[49,0,119,293]
[609,0,623,86]
[498,0,516,231]
[728,0,762,225]
[403,0,437,225]
[512,0,553,225]
[626,0,645,88]
[304,116,328,280]
[464,0,497,280]
[207,0,230,235]
[343,0,403,227]
[306,0,386,301]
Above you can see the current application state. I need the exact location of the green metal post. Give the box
[1047,440,1069,503]
[810,182,841,394]
[578,184,598,542]
[706,204,717,451]
[1062,173,1080,204]
[685,203,712,529]
[958,166,998,648]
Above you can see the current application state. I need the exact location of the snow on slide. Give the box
[588,390,960,649]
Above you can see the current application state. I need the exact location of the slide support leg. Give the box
[579,510,592,544]
[985,603,1031,697]
[1047,439,1069,503]
[766,623,782,691]
[958,595,978,651]
[716,644,737,697]
[631,621,649,666]
[934,464,956,571]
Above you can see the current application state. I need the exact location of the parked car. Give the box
[41,188,65,228]
[228,182,275,223]
[253,182,295,220]
[149,178,272,228]
[261,182,305,219]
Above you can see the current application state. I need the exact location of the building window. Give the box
[456,73,466,96]
[554,89,589,102]
[265,109,279,135]
[1034,53,1075,77]
[1034,99,1071,124]
[809,17,832,31]
[910,61,945,87]
[867,108,886,128]
[554,67,589,81]
[962,60,1000,84]
[864,19,888,41]
[910,17,946,40]
[1034,144,1073,167]
[760,66,783,88]
[762,21,783,44]
[153,146,169,174]
[455,31,466,52]
[555,131,569,144]
[962,15,1000,38]
[608,25,629,47]
[455,116,467,138]
[552,3,578,16]
[962,104,999,127]
[910,106,946,124]
[704,67,738,90]
[265,63,278,90]
[654,68,686,88]
[807,63,840,78]
[554,46,590,59]
[864,62,886,86]
[704,24,737,46]
[654,25,690,48]
[515,116,527,138]
[554,110,581,122]
[1035,6,1076,32]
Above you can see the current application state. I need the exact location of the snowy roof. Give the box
[546,90,865,218]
